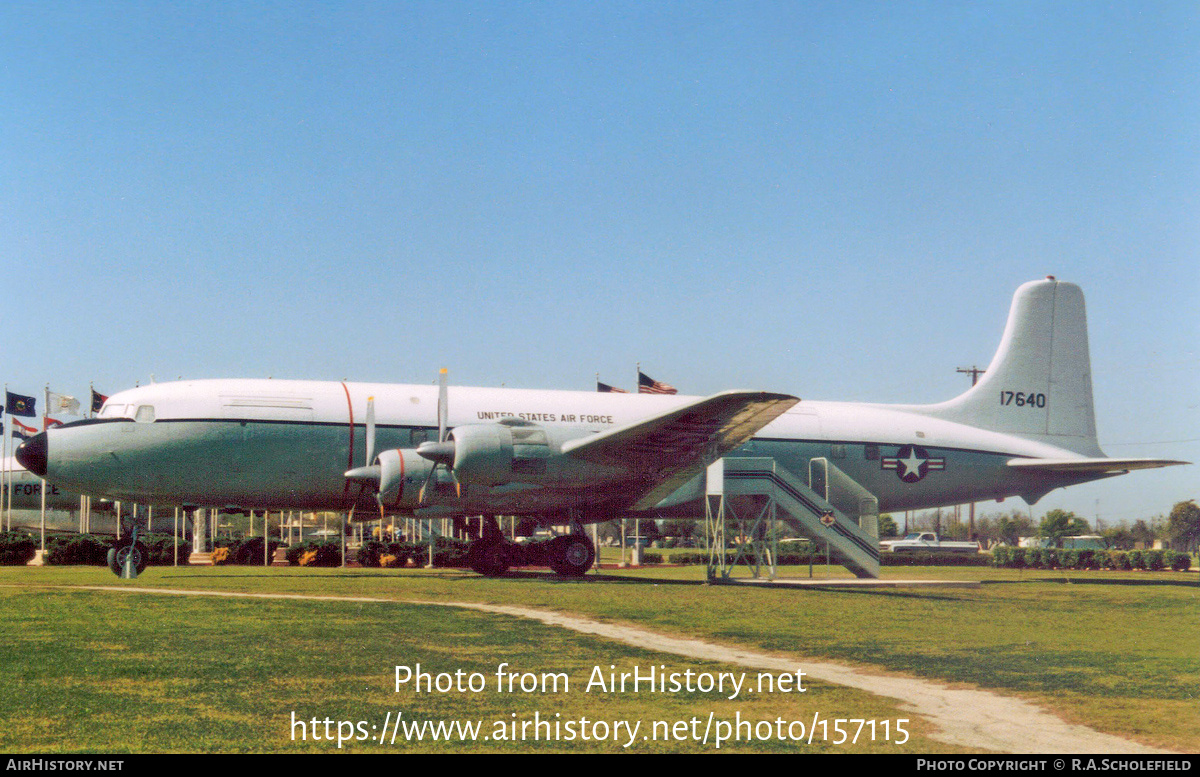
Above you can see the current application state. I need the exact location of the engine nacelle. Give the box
[413,419,623,494]
[376,448,435,511]
[448,423,520,486]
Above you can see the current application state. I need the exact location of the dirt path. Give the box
[428,599,1172,755]
[81,586,1171,754]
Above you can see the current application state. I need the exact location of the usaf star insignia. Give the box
[881,444,946,483]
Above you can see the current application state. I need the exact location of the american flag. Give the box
[596,381,628,393]
[638,371,677,395]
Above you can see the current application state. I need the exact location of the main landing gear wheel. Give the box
[549,535,595,577]
[107,541,148,577]
[467,540,512,577]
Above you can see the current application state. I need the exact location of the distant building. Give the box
[1018,535,1107,550]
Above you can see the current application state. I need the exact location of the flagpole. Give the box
[2,384,8,531]
[2,385,8,531]
[40,385,48,553]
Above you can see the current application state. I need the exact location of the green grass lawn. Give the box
[0,563,1195,753]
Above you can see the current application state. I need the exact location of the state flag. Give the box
[48,391,81,415]
[44,416,64,430]
[5,391,36,417]
[11,418,37,440]
[91,389,109,414]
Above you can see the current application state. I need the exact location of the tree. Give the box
[878,513,899,538]
[1130,519,1156,548]
[1037,509,1090,548]
[1101,525,1135,550]
[994,511,1035,546]
[1167,500,1200,553]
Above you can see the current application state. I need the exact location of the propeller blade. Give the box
[437,368,449,443]
[365,396,377,466]
[418,368,463,505]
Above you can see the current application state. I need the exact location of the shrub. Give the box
[220,536,281,565]
[1169,552,1193,572]
[142,534,192,565]
[287,541,342,567]
[1127,550,1145,570]
[1144,550,1165,571]
[1107,550,1132,570]
[46,534,110,565]
[0,531,37,565]
[881,551,990,567]
[434,538,470,568]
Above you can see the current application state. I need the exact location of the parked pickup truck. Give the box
[879,532,980,554]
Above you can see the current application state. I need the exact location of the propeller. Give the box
[365,394,377,470]
[417,368,458,503]
[344,395,383,514]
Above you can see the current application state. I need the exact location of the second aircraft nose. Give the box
[15,432,48,477]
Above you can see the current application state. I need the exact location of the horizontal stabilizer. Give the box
[1007,457,1189,474]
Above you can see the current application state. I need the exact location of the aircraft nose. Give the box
[15,432,48,477]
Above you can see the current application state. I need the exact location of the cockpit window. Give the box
[135,405,156,423]
[99,404,129,418]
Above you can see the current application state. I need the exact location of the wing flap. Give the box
[562,390,799,510]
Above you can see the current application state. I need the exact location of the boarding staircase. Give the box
[704,457,880,580]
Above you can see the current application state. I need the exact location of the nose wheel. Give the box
[107,540,148,578]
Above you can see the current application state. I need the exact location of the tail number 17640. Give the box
[1000,391,1047,408]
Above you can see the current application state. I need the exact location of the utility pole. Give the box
[956,365,985,386]
[956,366,985,540]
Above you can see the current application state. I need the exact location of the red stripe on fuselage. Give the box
[341,382,354,497]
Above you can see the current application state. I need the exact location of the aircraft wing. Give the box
[561,390,799,510]
[1007,457,1190,473]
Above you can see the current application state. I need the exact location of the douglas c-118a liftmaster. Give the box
[17,278,1187,576]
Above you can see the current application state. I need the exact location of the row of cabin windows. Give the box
[93,406,891,465]
[90,410,553,461]
[829,444,881,460]
[92,407,892,466]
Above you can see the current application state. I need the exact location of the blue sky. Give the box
[2,1,1196,524]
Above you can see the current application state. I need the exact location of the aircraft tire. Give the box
[549,535,594,577]
[468,540,510,577]
[108,541,149,577]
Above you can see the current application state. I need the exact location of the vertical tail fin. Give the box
[917,278,1104,456]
